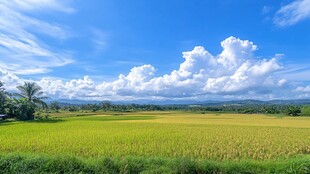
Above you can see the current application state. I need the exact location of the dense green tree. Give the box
[101,101,111,112]
[261,105,280,114]
[16,82,48,110]
[301,105,310,116]
[5,98,36,120]
[49,101,61,112]
[65,106,79,112]
[284,105,301,116]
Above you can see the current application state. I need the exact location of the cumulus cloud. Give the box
[0,0,74,74]
[274,0,310,26]
[38,76,97,99]
[0,68,23,91]
[107,37,282,98]
[1,37,286,100]
[0,36,288,100]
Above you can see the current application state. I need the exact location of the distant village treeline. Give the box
[50,101,310,117]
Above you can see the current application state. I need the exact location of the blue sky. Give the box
[0,0,310,101]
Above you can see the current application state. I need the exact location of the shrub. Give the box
[301,105,310,116]
[5,98,35,120]
[284,105,301,116]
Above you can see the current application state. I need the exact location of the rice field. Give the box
[0,111,309,161]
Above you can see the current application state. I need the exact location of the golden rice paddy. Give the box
[0,111,309,161]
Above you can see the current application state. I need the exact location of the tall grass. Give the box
[0,153,308,174]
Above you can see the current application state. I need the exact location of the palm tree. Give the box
[16,82,48,109]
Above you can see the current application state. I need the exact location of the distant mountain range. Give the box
[46,99,310,106]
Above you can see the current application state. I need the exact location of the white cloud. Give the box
[296,85,310,92]
[203,58,282,94]
[274,0,310,26]
[0,68,23,91]
[91,28,108,52]
[275,63,310,81]
[2,0,75,13]
[0,0,74,74]
[0,36,290,101]
[38,76,97,99]
[262,6,272,15]
[217,36,257,69]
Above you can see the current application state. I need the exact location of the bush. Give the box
[301,105,310,116]
[262,106,280,114]
[284,105,301,116]
[5,99,35,120]
[240,108,255,114]
[15,99,35,120]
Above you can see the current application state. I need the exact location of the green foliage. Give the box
[66,106,79,112]
[262,105,280,114]
[0,81,47,120]
[101,100,111,112]
[80,104,95,111]
[51,101,309,117]
[284,105,302,116]
[16,82,48,110]
[0,153,308,174]
[301,105,310,116]
[240,108,255,114]
[5,98,35,120]
[49,101,61,112]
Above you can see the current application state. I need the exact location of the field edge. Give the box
[0,153,309,174]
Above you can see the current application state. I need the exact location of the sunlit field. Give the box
[1,111,309,161]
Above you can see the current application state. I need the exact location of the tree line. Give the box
[0,81,47,120]
[50,101,310,117]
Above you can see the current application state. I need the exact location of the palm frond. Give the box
[36,91,44,96]
[12,93,25,98]
[16,82,47,104]
[30,86,42,97]
[33,98,48,109]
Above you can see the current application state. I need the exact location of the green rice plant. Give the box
[0,112,309,161]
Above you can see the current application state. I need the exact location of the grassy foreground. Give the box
[0,153,309,174]
[0,111,310,173]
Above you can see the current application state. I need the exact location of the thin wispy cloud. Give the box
[0,0,74,74]
[115,61,145,66]
[91,28,108,52]
[274,0,310,26]
[277,64,310,81]
[1,0,75,13]
[262,6,272,15]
